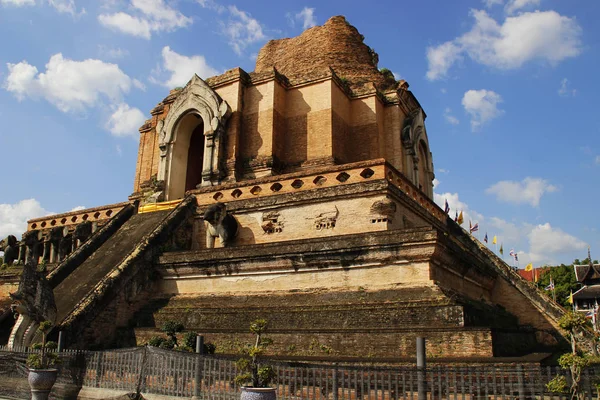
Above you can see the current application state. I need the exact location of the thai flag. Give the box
[484,233,488,243]
[509,249,515,257]
[545,281,554,291]
[444,199,450,214]
[470,223,479,233]
[585,309,595,319]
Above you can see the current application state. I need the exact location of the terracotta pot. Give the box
[28,368,58,400]
[240,386,277,400]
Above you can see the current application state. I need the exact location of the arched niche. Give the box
[158,75,231,200]
[401,108,435,198]
[165,112,205,200]
[417,140,433,197]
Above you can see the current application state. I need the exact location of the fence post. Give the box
[332,363,339,400]
[57,331,64,352]
[193,335,205,400]
[196,335,205,355]
[416,337,426,400]
[517,365,525,400]
[94,350,103,388]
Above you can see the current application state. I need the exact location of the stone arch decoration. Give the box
[401,108,434,198]
[158,74,231,200]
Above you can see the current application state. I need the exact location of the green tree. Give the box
[536,263,579,307]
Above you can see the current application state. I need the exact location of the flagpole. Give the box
[551,275,556,302]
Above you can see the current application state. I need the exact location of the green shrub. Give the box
[234,319,276,388]
[25,321,60,369]
[546,375,568,394]
[159,339,175,349]
[147,336,166,347]
[183,331,196,349]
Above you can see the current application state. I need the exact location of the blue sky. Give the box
[0,0,598,266]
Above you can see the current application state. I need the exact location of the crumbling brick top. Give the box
[255,15,397,92]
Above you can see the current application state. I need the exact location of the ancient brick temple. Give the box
[0,16,571,360]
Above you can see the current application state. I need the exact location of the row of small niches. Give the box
[212,168,376,201]
[31,209,115,229]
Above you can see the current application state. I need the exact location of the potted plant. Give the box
[26,321,60,400]
[235,319,277,400]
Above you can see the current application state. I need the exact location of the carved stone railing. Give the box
[383,163,446,222]
[188,159,445,224]
[27,202,130,231]
[190,159,387,206]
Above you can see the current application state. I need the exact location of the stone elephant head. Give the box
[203,202,239,248]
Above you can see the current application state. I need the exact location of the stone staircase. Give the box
[50,196,195,348]
[53,210,170,325]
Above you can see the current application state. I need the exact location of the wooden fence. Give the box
[0,345,598,399]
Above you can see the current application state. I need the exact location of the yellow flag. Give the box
[492,235,497,244]
[457,211,464,225]
[567,291,573,304]
[525,263,533,272]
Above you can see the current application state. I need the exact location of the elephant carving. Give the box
[2,235,19,265]
[203,202,238,248]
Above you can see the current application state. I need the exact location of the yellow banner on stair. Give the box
[138,199,182,214]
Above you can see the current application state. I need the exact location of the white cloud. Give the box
[221,5,266,55]
[483,0,541,13]
[483,0,503,7]
[0,199,51,239]
[1,0,84,15]
[392,71,401,80]
[432,178,440,189]
[426,9,582,80]
[558,78,576,97]
[196,0,225,13]
[505,0,541,15]
[438,168,450,174]
[70,205,86,212]
[434,192,484,226]
[4,53,134,114]
[98,45,130,59]
[595,155,600,165]
[48,0,84,16]
[486,177,557,206]
[99,0,192,39]
[435,190,586,265]
[98,12,152,39]
[152,46,219,88]
[132,78,146,91]
[0,0,35,5]
[443,107,460,125]
[426,42,462,81]
[106,103,146,138]
[488,216,527,246]
[295,7,316,30]
[527,223,587,262]
[462,89,503,130]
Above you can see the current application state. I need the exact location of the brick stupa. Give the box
[0,16,573,360]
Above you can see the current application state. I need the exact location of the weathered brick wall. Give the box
[131,287,494,358]
[350,97,380,161]
[137,288,464,331]
[255,16,395,93]
[383,104,405,173]
[135,329,494,359]
[241,82,274,161]
[214,80,244,179]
